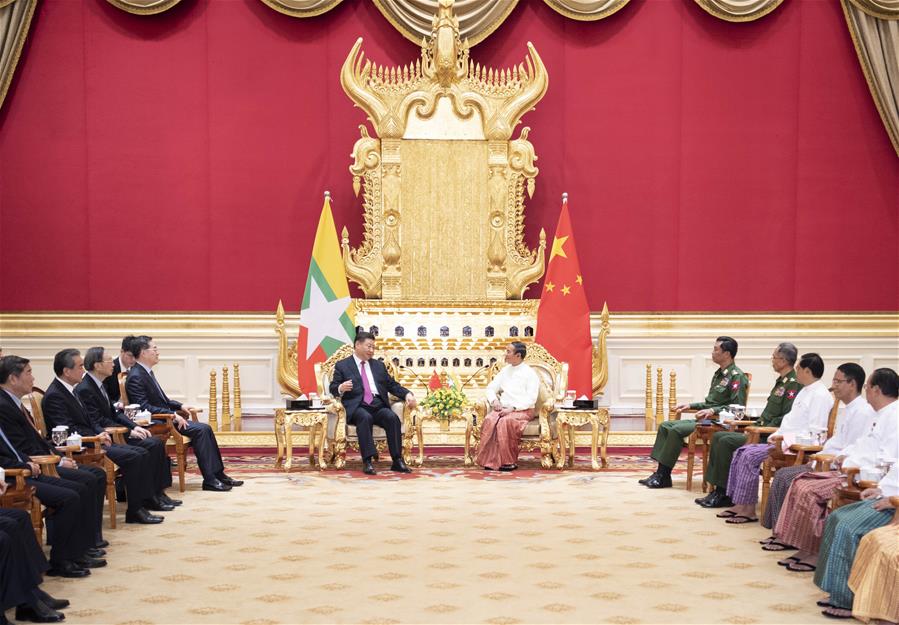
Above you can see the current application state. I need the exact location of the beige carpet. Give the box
[39,469,834,625]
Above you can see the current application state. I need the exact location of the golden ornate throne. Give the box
[275,0,609,460]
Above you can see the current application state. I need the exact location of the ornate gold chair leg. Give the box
[308,422,317,467]
[463,419,472,466]
[601,421,609,468]
[416,421,425,467]
[554,424,566,469]
[317,421,327,470]
[569,424,577,468]
[274,411,285,469]
[285,419,294,471]
[591,421,600,471]
[335,412,347,470]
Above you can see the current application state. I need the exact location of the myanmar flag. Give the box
[297,193,356,394]
[535,194,593,397]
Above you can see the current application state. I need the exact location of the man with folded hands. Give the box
[125,335,242,492]
[77,345,179,514]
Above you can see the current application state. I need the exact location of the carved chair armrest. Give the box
[810,453,835,471]
[78,436,105,451]
[675,408,698,421]
[789,444,823,464]
[30,455,61,466]
[857,480,879,490]
[841,466,861,490]
[186,408,202,422]
[745,426,777,445]
[3,468,32,488]
[105,427,129,444]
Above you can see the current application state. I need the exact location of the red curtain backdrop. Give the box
[0,0,896,312]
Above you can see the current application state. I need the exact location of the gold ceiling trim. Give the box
[103,0,184,16]
[845,0,899,20]
[692,0,785,22]
[542,0,631,22]
[2,311,896,338]
[258,0,345,18]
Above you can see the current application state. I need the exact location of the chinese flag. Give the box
[535,195,593,397]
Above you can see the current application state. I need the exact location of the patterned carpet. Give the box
[35,455,834,625]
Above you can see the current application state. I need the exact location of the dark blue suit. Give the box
[125,364,224,482]
[329,356,409,462]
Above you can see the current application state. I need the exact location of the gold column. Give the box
[668,371,677,421]
[233,363,242,432]
[644,364,654,431]
[207,370,218,432]
[221,366,231,432]
[655,368,664,429]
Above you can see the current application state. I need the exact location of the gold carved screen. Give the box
[340,0,548,301]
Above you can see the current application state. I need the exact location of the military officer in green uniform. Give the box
[640,336,748,489]
[696,342,802,507]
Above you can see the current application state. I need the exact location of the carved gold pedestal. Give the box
[274,408,328,471]
[412,408,473,467]
[556,408,610,470]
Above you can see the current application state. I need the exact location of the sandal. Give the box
[762,541,795,552]
[817,600,833,608]
[777,556,800,566]
[759,535,776,545]
[821,607,852,619]
[725,515,758,524]
[716,510,737,518]
[786,561,816,572]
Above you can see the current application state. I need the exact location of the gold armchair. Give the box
[314,344,414,469]
[471,343,565,469]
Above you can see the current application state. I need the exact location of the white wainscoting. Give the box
[1,312,897,419]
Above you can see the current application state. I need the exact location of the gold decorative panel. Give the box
[340,0,548,301]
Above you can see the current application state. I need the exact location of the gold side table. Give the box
[274,408,329,471]
[412,407,474,466]
[555,407,610,470]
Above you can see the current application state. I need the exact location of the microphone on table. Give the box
[397,364,429,391]
[460,363,493,390]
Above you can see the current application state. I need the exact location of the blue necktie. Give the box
[0,425,23,463]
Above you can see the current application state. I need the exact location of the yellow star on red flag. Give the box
[550,235,568,262]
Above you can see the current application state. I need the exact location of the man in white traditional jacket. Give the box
[476,342,540,471]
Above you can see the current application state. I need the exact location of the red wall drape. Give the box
[1,0,896,312]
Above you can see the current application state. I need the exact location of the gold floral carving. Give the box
[340,0,548,300]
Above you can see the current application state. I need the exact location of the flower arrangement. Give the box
[422,386,467,420]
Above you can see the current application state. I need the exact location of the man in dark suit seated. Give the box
[329,332,416,475]
[0,355,105,578]
[103,335,137,405]
[125,336,242,492]
[42,348,165,525]
[0,490,69,624]
[77,346,180,511]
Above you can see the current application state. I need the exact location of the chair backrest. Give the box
[481,343,567,416]
[314,344,404,399]
[118,372,129,405]
[26,386,48,438]
[826,393,840,438]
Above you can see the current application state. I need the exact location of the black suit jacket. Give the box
[103,357,123,403]
[0,394,32,470]
[42,378,103,436]
[125,364,181,415]
[0,390,55,459]
[76,376,135,431]
[329,356,409,418]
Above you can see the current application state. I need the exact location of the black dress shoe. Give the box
[638,472,659,485]
[35,588,69,610]
[390,460,412,473]
[362,460,377,475]
[202,479,232,492]
[15,600,65,623]
[645,474,673,489]
[499,464,518,471]
[699,492,734,508]
[126,508,164,524]
[159,493,182,506]
[46,561,90,578]
[217,474,244,487]
[75,556,107,569]
[145,496,175,512]
[695,492,715,505]
[85,547,106,558]
[94,539,109,549]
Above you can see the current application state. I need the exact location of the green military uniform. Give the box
[704,370,802,488]
[650,364,749,469]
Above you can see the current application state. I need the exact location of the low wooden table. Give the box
[274,408,329,471]
[555,407,610,470]
[412,407,474,467]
